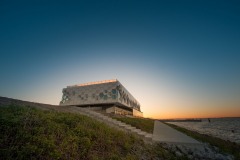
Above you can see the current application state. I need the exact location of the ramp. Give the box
[153,121,201,145]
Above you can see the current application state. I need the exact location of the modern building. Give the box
[60,79,143,117]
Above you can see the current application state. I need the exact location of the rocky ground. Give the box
[160,142,234,160]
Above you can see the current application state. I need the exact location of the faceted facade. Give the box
[60,79,143,117]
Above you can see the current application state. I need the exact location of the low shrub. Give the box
[113,117,154,133]
[0,105,174,160]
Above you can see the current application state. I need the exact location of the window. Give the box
[99,93,104,98]
[111,89,117,94]
[104,95,108,100]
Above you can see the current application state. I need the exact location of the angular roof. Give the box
[67,79,118,88]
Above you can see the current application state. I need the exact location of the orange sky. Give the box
[16,73,239,120]
[142,101,240,119]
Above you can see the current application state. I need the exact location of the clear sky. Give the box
[1,0,240,119]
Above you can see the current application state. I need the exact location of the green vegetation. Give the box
[112,116,154,133]
[166,123,240,160]
[0,105,176,160]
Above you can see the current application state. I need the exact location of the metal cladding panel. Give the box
[60,80,141,111]
[115,81,141,111]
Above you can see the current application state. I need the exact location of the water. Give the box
[167,118,240,144]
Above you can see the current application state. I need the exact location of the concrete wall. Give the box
[88,106,103,111]
[106,106,115,114]
[106,106,132,115]
[133,109,143,117]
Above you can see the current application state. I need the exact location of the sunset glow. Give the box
[0,0,239,119]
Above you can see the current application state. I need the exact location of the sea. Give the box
[167,118,240,144]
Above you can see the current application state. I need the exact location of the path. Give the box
[153,120,201,145]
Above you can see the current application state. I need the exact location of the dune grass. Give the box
[166,123,240,160]
[112,116,155,134]
[0,105,176,160]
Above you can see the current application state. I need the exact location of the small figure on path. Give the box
[208,118,211,123]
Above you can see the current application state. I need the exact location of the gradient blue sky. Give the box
[1,0,240,118]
